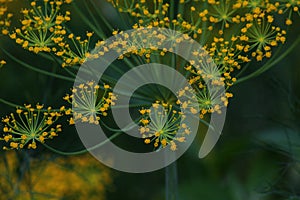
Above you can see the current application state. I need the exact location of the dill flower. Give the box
[276,0,300,25]
[55,32,94,67]
[10,0,71,54]
[0,104,63,150]
[0,0,12,36]
[110,0,169,22]
[139,101,190,151]
[178,86,232,118]
[0,60,6,68]
[103,0,298,128]
[113,28,161,62]
[0,0,12,64]
[202,0,238,29]
[107,0,292,64]
[241,16,286,61]
[63,81,116,125]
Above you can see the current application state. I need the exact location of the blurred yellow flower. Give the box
[0,151,113,200]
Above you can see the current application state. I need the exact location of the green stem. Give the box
[88,0,114,31]
[2,50,74,82]
[82,0,104,33]
[48,53,77,78]
[200,1,209,45]
[115,6,131,29]
[100,116,142,132]
[235,35,300,84]
[170,0,176,20]
[165,160,179,200]
[0,98,61,112]
[235,61,251,79]
[42,131,122,156]
[38,52,56,61]
[72,1,107,39]
[0,98,22,108]
[177,2,185,16]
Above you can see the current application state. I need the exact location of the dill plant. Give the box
[0,0,299,199]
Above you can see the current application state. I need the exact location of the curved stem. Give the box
[82,0,104,33]
[2,49,74,82]
[48,53,77,78]
[88,0,113,31]
[72,1,106,39]
[235,35,300,84]
[235,61,251,79]
[0,98,23,108]
[42,131,122,156]
[0,98,61,112]
[100,116,142,132]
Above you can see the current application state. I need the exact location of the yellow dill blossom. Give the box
[0,0,12,36]
[55,32,94,67]
[0,0,12,64]
[242,16,286,61]
[185,42,242,89]
[11,0,71,54]
[0,104,63,150]
[110,0,169,20]
[0,59,6,68]
[285,18,293,25]
[276,0,300,23]
[202,39,250,77]
[102,0,300,129]
[139,101,190,151]
[178,85,232,116]
[63,81,116,125]
[94,28,158,63]
[107,0,293,64]
[202,0,238,29]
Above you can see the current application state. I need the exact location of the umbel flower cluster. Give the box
[0,0,12,36]
[139,101,190,151]
[0,0,12,68]
[0,0,299,152]
[1,104,62,150]
[9,1,71,54]
[63,81,117,125]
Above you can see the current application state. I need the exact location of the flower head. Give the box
[1,104,63,150]
[0,0,12,36]
[11,0,71,54]
[55,32,94,67]
[64,81,116,125]
[241,16,286,61]
[178,86,233,118]
[139,101,190,151]
[0,60,6,68]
